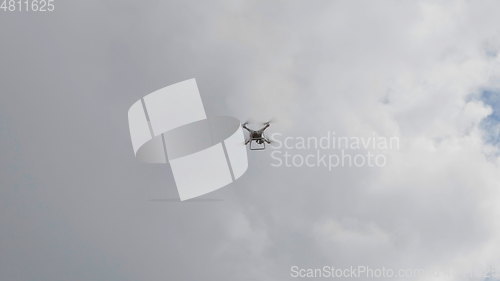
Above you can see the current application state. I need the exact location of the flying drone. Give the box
[242,120,273,150]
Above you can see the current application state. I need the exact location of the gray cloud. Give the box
[1,0,500,280]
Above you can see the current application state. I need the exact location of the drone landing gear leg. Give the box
[249,141,266,150]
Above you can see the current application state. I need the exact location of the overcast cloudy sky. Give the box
[1,0,500,280]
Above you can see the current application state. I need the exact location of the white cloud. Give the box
[210,1,500,280]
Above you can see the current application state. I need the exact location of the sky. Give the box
[1,0,500,280]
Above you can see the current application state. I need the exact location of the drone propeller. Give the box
[242,117,256,125]
[261,117,277,125]
[242,118,277,125]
